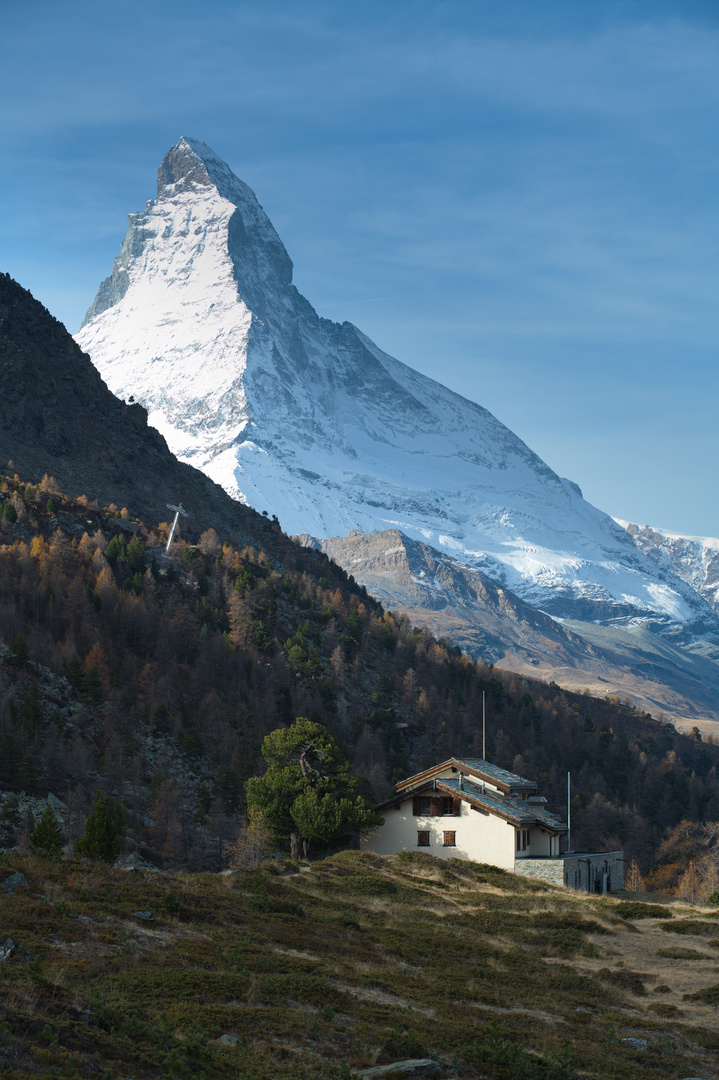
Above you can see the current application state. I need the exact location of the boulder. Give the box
[0,936,22,962]
[0,871,28,893]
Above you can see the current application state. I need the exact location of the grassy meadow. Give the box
[1,851,719,1079]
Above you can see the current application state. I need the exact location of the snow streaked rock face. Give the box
[76,137,718,635]
[620,521,719,614]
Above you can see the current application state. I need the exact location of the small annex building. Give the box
[361,756,623,892]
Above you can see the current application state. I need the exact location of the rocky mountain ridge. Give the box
[620,520,719,614]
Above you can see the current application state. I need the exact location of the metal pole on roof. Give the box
[567,771,571,853]
[482,691,486,793]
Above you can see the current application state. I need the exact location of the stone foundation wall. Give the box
[513,858,565,886]
[563,851,624,893]
[513,851,624,892]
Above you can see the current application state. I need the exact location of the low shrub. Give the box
[611,901,674,920]
[657,919,719,936]
[656,946,710,959]
[683,983,719,1004]
[596,967,648,996]
[648,1002,682,1017]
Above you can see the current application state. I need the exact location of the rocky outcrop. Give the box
[297,528,599,667]
[357,1062,442,1079]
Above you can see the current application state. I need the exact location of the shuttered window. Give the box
[443,831,456,847]
[414,795,461,816]
[417,831,430,847]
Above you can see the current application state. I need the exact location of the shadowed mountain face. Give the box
[75,137,719,639]
[0,272,311,558]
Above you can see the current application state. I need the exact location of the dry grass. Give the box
[2,852,719,1079]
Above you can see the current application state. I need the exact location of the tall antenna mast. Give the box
[482,690,486,793]
[164,502,188,557]
[567,771,571,853]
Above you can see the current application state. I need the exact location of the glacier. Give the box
[76,137,719,638]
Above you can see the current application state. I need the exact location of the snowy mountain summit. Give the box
[77,137,716,635]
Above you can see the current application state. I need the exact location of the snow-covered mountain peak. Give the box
[76,140,719,639]
[161,137,294,297]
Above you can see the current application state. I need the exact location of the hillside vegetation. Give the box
[1,472,719,873]
[2,850,719,1079]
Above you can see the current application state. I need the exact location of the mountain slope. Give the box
[75,138,718,638]
[297,527,603,666]
[5,852,719,1080]
[0,272,323,565]
[299,528,719,727]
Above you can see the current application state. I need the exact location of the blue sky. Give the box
[2,0,718,535]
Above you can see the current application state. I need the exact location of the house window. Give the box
[413,796,460,817]
[516,829,530,852]
[443,831,456,847]
[417,831,430,847]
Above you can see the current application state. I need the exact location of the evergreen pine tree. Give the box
[30,805,64,857]
[76,791,121,863]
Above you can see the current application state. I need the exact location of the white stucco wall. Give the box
[361,797,516,870]
[516,827,553,858]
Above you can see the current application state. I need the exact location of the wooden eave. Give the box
[394,759,457,793]
[374,780,452,813]
[394,757,534,796]
[432,780,525,827]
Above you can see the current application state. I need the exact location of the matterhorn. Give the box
[76,137,717,641]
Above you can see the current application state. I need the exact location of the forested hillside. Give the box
[2,472,718,874]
